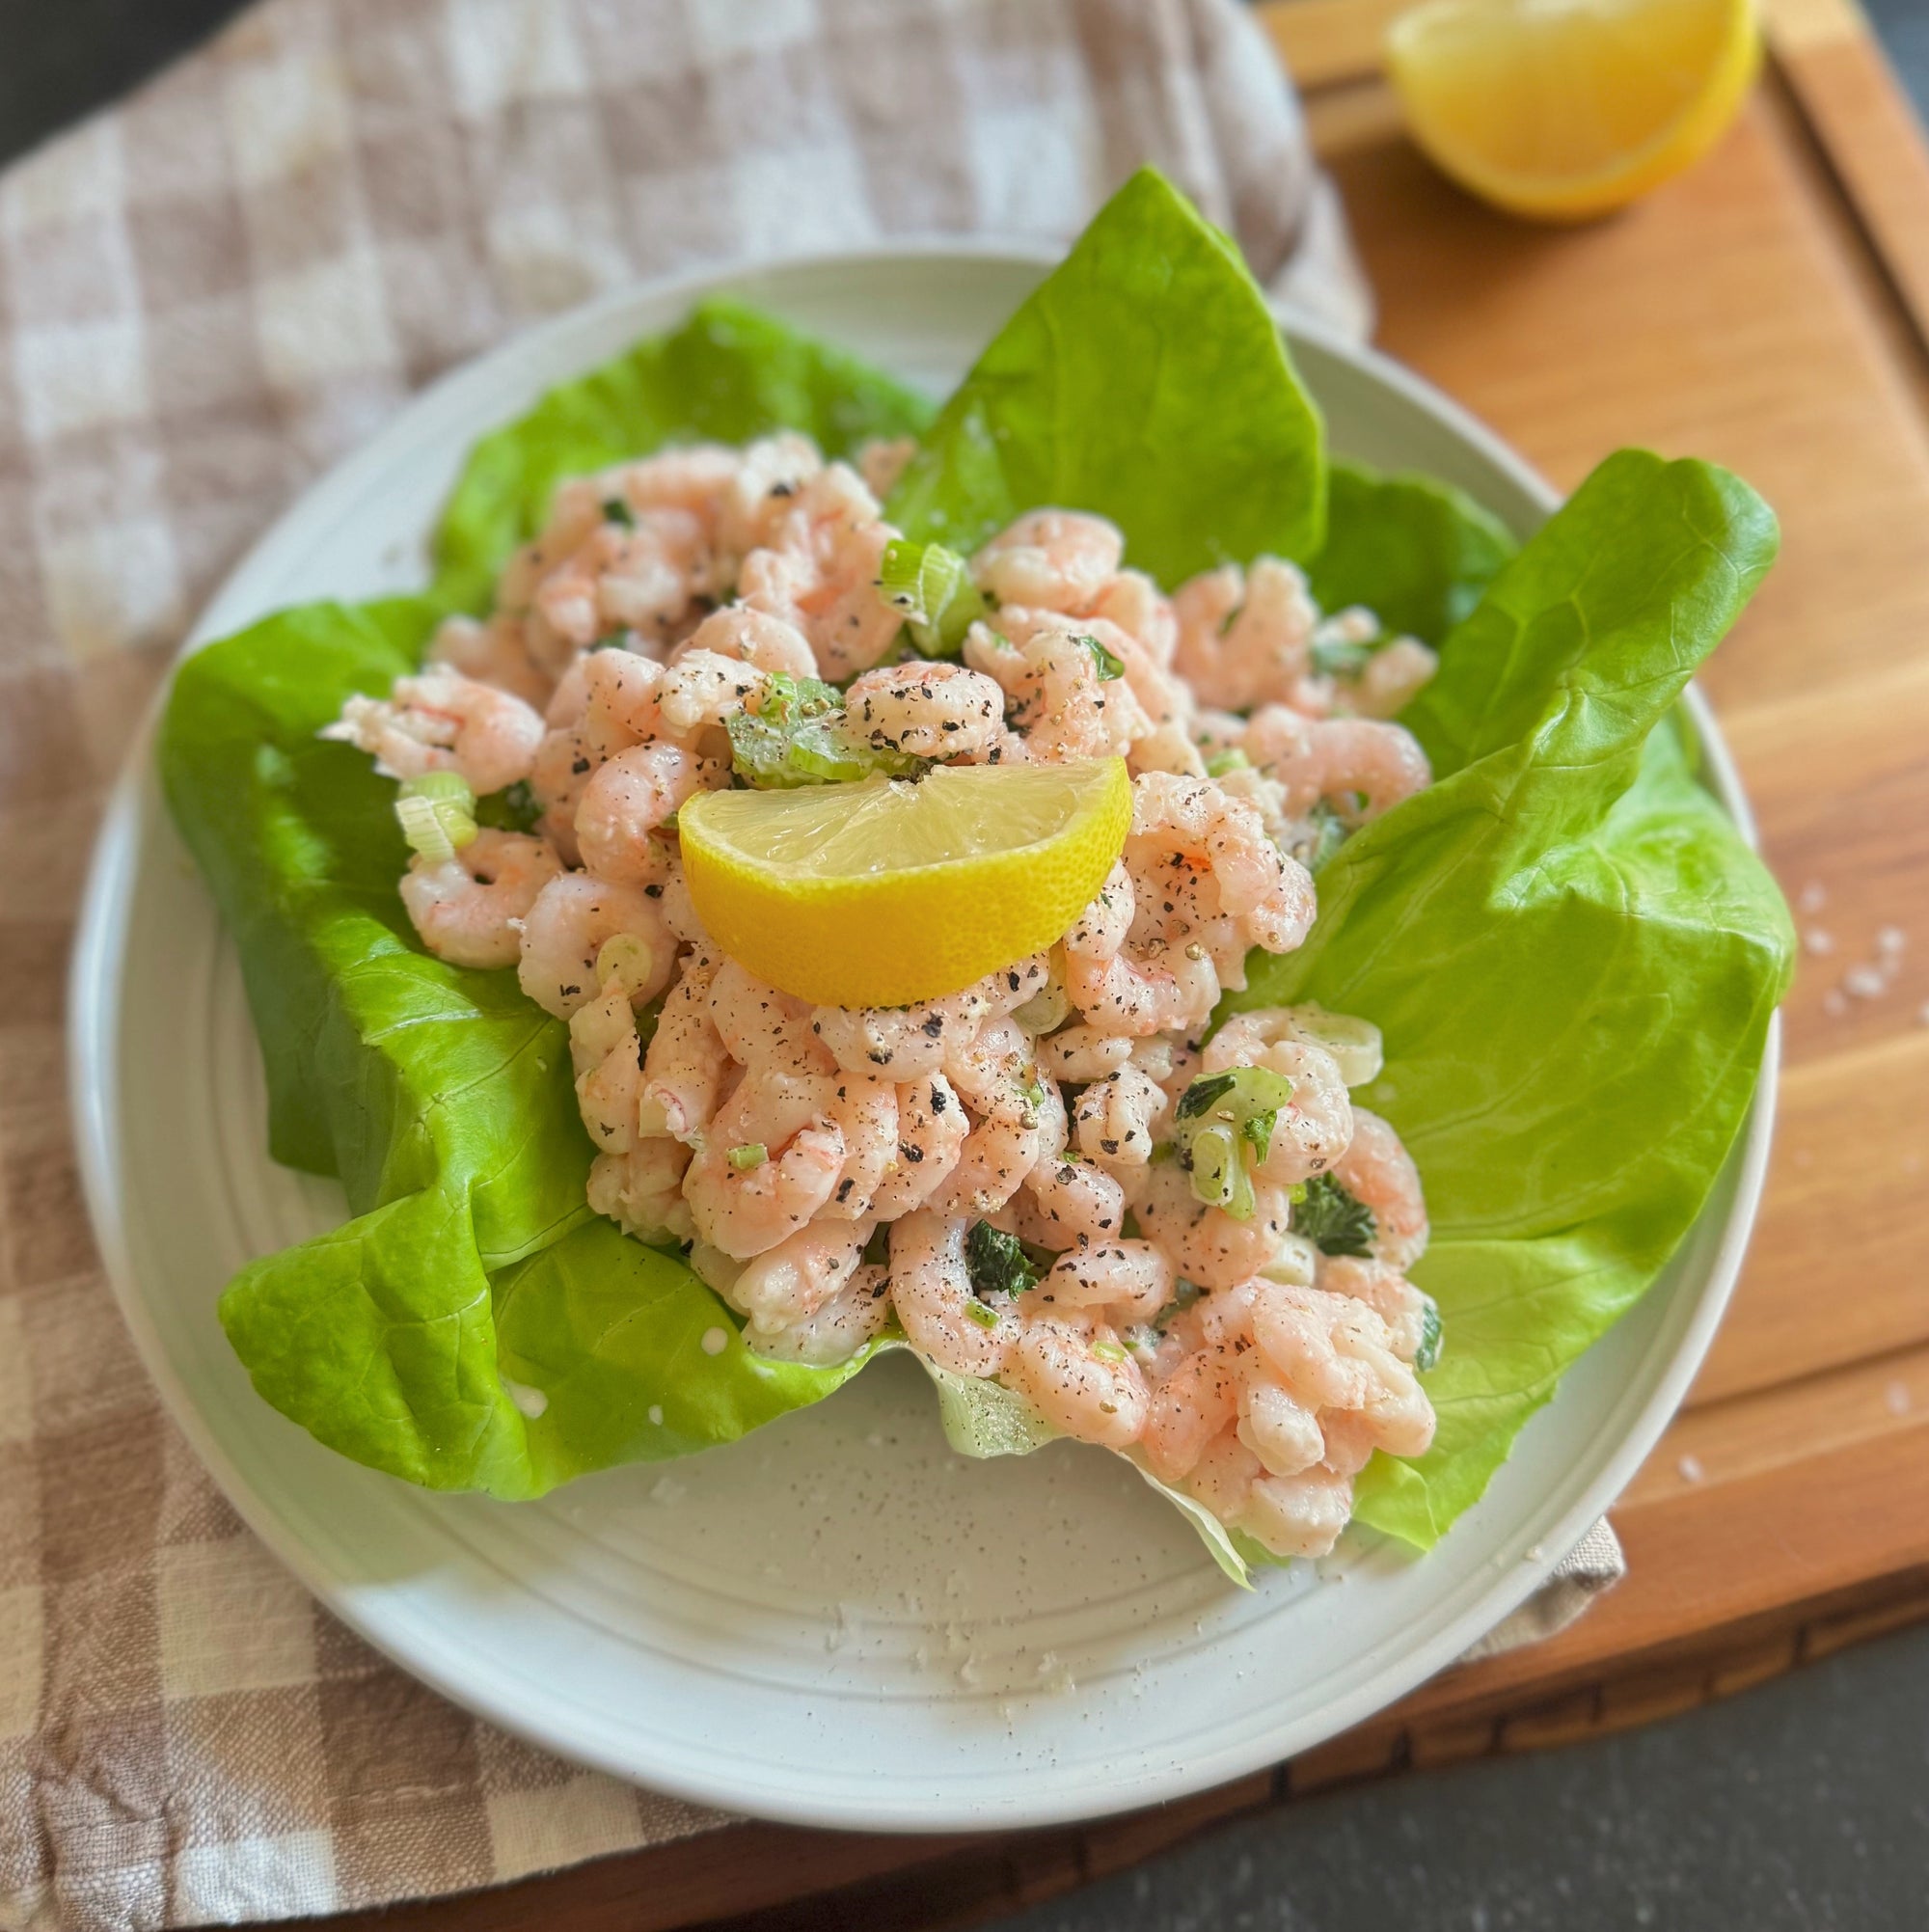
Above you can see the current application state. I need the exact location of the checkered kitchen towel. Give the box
[0,3,1617,1926]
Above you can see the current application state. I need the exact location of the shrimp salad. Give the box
[325,432,1444,1564]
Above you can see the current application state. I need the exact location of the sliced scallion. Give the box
[394,771,477,863]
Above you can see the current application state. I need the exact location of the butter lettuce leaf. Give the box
[159,305,915,1494]
[1230,451,1792,1547]
[886,166,1326,580]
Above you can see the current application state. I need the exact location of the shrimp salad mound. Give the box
[325,430,1443,1564]
[162,171,1790,1574]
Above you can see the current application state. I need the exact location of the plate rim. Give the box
[68,240,1778,1830]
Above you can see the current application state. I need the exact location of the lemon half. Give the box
[1387,0,1759,223]
[678,758,1132,1009]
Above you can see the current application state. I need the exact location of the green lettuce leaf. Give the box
[1305,462,1517,645]
[159,305,918,1494]
[1229,450,1793,1547]
[886,166,1326,580]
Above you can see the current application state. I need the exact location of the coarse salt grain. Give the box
[1798,882,1827,913]
[700,1325,728,1355]
[1677,1454,1705,1483]
[1876,926,1906,956]
[1803,929,1835,957]
[647,1403,664,1426]
[1844,966,1887,999]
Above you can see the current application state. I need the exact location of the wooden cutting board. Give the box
[326,6,1929,1926]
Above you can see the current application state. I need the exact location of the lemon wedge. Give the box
[678,758,1132,1009]
[1386,0,1758,222]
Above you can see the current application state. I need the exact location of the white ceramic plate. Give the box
[70,246,1776,1833]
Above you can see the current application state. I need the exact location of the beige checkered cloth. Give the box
[0,3,1618,1926]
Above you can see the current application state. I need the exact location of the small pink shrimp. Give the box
[1019,1155,1128,1250]
[714,433,826,560]
[963,614,1152,764]
[1141,1348,1239,1485]
[866,1071,971,1220]
[820,1076,900,1222]
[683,1067,850,1260]
[1061,861,1220,1038]
[709,959,834,1076]
[516,871,675,1020]
[1331,1107,1429,1270]
[570,985,647,1153]
[1249,1283,1434,1460]
[639,953,731,1144]
[1133,1157,1297,1292]
[1172,557,1318,713]
[738,466,902,680]
[1200,1028,1354,1186]
[586,1134,693,1244]
[1241,707,1430,823]
[427,612,553,710]
[970,509,1124,614]
[574,742,717,887]
[1349,637,1438,719]
[1005,1314,1149,1452]
[1090,569,1180,668]
[327,666,545,797]
[727,1218,876,1338]
[654,648,770,747]
[926,1019,1054,1217]
[1318,1255,1434,1365]
[398,829,560,970]
[675,604,819,679]
[747,1261,892,1365]
[1240,1463,1355,1560]
[888,1210,1016,1377]
[1072,1061,1168,1168]
[845,661,1008,761]
[1036,1023,1135,1084]
[1022,1240,1173,1326]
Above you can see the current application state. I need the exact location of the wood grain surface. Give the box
[312,9,1929,1927]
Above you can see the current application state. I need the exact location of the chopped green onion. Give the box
[1153,1280,1202,1331]
[878,539,986,658]
[1297,803,1349,874]
[1172,1066,1295,1219]
[1185,1122,1253,1220]
[602,496,636,528]
[964,1298,1001,1329]
[476,777,542,833]
[1019,1073,1048,1113]
[1310,638,1372,679]
[1090,1339,1128,1365]
[727,1142,768,1172]
[1075,633,1126,680]
[1414,1294,1444,1373]
[594,933,657,998]
[1205,748,1249,777]
[1013,977,1070,1036]
[394,771,477,862]
[726,674,923,789]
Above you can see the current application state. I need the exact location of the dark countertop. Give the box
[7,5,1925,1929]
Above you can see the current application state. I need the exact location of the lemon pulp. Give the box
[678,757,1132,1009]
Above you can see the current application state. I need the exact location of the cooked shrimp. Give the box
[738,466,902,680]
[1090,568,1179,668]
[683,1068,849,1259]
[845,661,1006,761]
[327,666,545,796]
[970,509,1123,614]
[398,830,561,970]
[1349,637,1437,719]
[1019,1155,1128,1250]
[1241,707,1430,823]
[1022,1240,1173,1325]
[675,604,818,679]
[428,612,552,709]
[1133,1157,1296,1291]
[1318,1255,1433,1365]
[656,855,710,945]
[639,953,730,1144]
[1062,861,1220,1038]
[1129,772,1317,956]
[888,1211,1015,1377]
[926,1019,1053,1217]
[654,648,769,746]
[1183,1426,1264,1526]
[1240,1463,1355,1560]
[1036,1022,1135,1084]
[571,988,645,1153]
[866,1072,971,1220]
[529,648,666,852]
[821,1077,899,1221]
[1071,1062,1168,1170]
[1249,1283,1433,1458]
[727,1219,876,1337]
[714,432,825,559]
[574,742,716,886]
[1172,557,1318,713]
[516,872,675,1020]
[1005,1314,1149,1451]
[1141,1348,1239,1484]
[709,959,834,1076]
[1331,1107,1429,1270]
[586,1134,693,1244]
[963,614,1152,764]
[1208,1003,1384,1090]
[1236,1365,1326,1479]
[747,1262,892,1365]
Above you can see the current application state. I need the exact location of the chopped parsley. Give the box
[1075,633,1126,680]
[964,1221,1042,1301]
[1292,1172,1377,1258]
[602,496,636,528]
